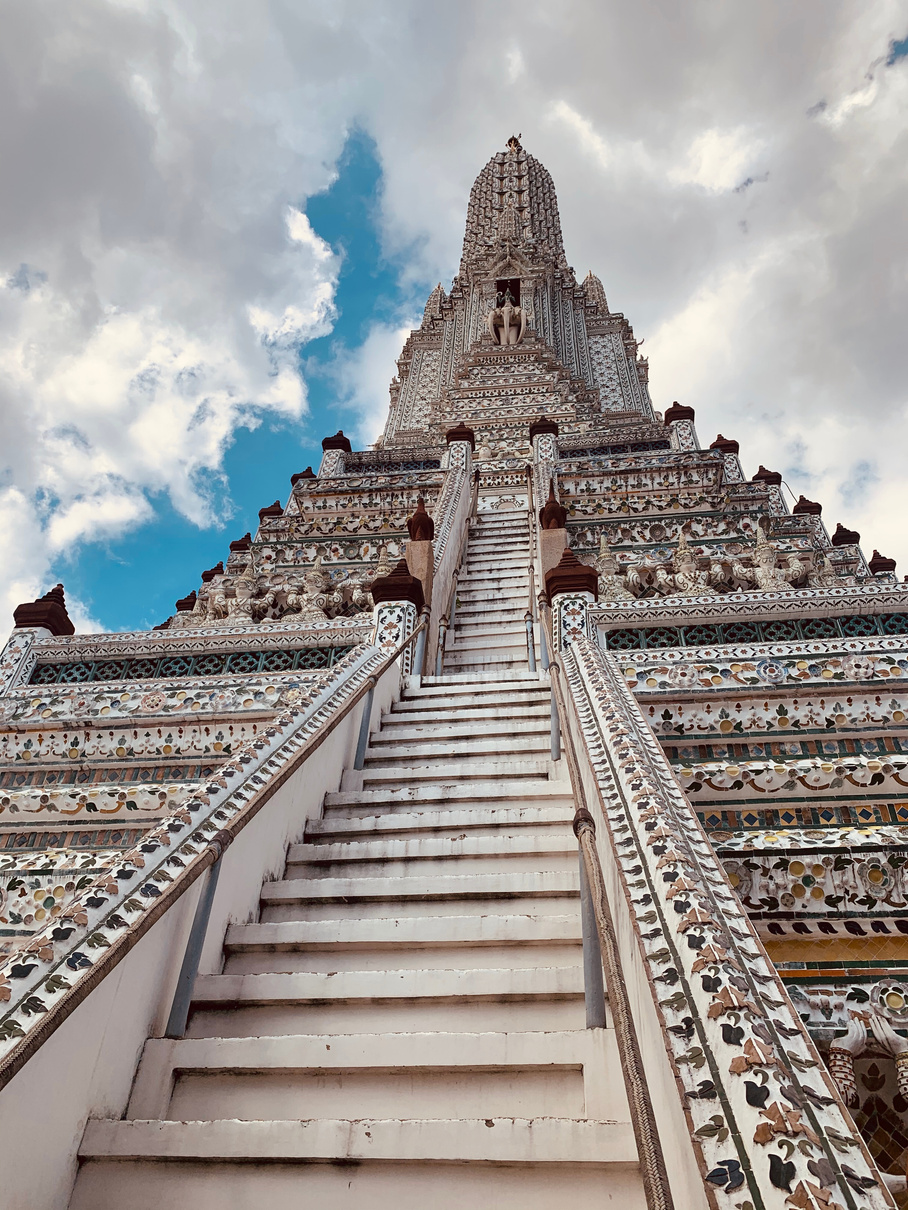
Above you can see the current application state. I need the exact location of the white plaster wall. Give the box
[0,660,404,1210]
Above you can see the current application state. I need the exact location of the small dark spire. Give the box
[544,548,598,602]
[13,583,75,636]
[869,550,897,574]
[664,401,695,424]
[710,434,739,455]
[229,532,252,552]
[175,590,197,613]
[539,479,568,530]
[792,495,822,516]
[752,465,782,486]
[832,522,860,546]
[529,415,559,442]
[370,559,425,611]
[200,561,224,583]
[291,467,316,485]
[258,500,283,521]
[406,497,435,543]
[445,421,475,449]
[321,430,352,453]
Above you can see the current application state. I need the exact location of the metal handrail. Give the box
[0,619,428,1088]
[542,603,675,1210]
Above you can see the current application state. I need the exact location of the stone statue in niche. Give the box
[749,526,798,591]
[487,287,526,346]
[669,529,717,597]
[595,538,634,601]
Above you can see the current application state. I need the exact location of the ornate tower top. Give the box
[461,139,569,274]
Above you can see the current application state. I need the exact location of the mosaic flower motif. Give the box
[139,692,166,712]
[668,663,701,688]
[755,659,787,684]
[840,654,876,681]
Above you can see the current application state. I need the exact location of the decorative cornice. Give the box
[28,620,372,664]
[590,584,908,628]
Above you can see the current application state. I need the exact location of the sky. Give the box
[1,0,907,636]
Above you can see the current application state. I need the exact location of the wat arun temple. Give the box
[0,138,907,1209]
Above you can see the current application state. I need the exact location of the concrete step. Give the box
[454,606,529,623]
[322,780,569,811]
[406,672,545,693]
[63,636,646,1210]
[357,760,551,787]
[463,561,528,575]
[444,654,533,672]
[457,576,528,592]
[285,839,576,881]
[385,703,549,725]
[190,965,584,1009]
[462,557,527,571]
[456,583,525,598]
[223,914,582,957]
[473,508,528,520]
[126,1031,610,1122]
[455,600,531,617]
[309,802,572,836]
[371,719,549,743]
[466,545,529,559]
[361,736,548,764]
[74,1113,639,1180]
[284,861,574,885]
[223,919,581,975]
[444,632,527,652]
[224,939,581,976]
[452,623,532,643]
[288,832,575,864]
[261,869,579,908]
[466,542,528,555]
[283,853,576,882]
[463,549,527,559]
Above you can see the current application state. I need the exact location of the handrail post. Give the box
[411,605,430,682]
[435,616,448,677]
[524,611,537,672]
[353,681,376,770]
[448,569,460,635]
[164,833,229,1039]
[537,593,550,671]
[578,846,607,1028]
[541,597,560,759]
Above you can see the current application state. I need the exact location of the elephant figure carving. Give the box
[487,289,526,346]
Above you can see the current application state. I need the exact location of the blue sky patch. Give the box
[58,130,425,632]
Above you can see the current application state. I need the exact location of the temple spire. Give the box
[460,139,569,273]
[584,270,608,314]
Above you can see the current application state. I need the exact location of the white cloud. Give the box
[0,3,343,630]
[668,128,766,192]
[330,320,420,447]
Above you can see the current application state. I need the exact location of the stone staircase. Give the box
[444,504,534,674]
[69,506,645,1209]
